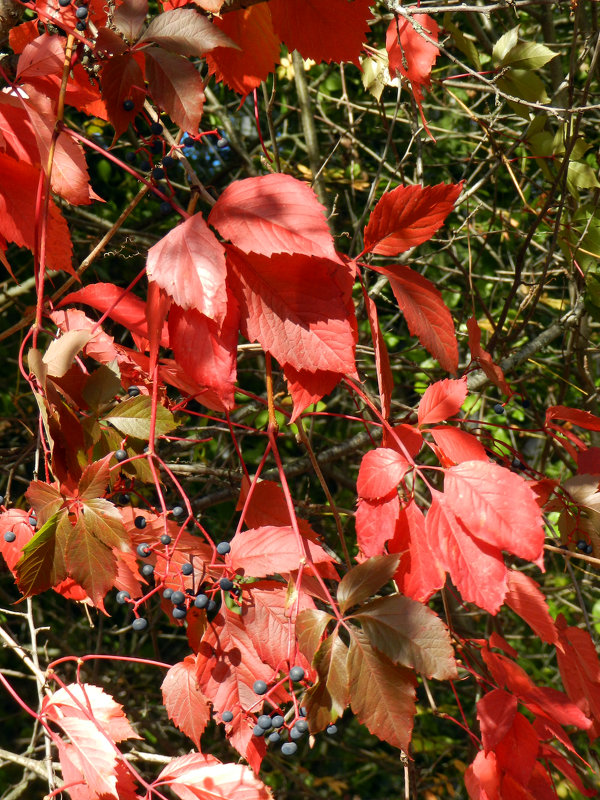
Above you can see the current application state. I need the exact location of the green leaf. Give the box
[347,627,416,752]
[444,15,481,70]
[497,70,549,105]
[353,594,457,680]
[337,554,401,614]
[79,498,129,549]
[15,512,67,597]
[66,516,117,606]
[498,40,557,70]
[492,27,519,66]
[304,632,349,732]
[296,608,333,662]
[102,395,176,439]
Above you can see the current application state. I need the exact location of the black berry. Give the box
[219,577,234,591]
[181,563,193,576]
[75,20,86,30]
[75,5,88,18]
[127,385,141,397]
[152,167,165,181]
[222,711,233,723]
[326,724,337,735]
[289,666,305,682]
[150,121,163,135]
[160,534,172,545]
[140,159,151,171]
[141,564,154,577]
[173,606,187,620]
[116,590,130,604]
[123,99,134,112]
[281,742,297,756]
[586,543,594,555]
[216,541,231,555]
[207,599,217,614]
[150,140,162,154]
[132,617,147,631]
[136,543,151,557]
[4,531,16,543]
[493,403,505,414]
[194,594,209,609]
[134,516,147,530]
[124,151,137,164]
[0,496,5,505]
[577,539,588,552]
[119,494,130,504]
[160,201,172,215]
[183,136,194,147]
[59,0,71,6]
[115,449,128,462]
[253,680,268,695]
[170,590,185,605]
[162,155,176,168]
[257,715,272,729]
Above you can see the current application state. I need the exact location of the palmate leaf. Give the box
[353,594,457,680]
[161,656,211,751]
[347,628,416,752]
[15,512,67,597]
[102,395,176,439]
[337,554,401,613]
[303,631,349,732]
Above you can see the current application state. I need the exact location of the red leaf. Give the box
[270,0,373,65]
[467,316,512,396]
[546,405,600,432]
[145,47,205,133]
[389,500,445,603]
[364,182,461,256]
[522,685,592,730]
[236,478,317,539]
[205,5,280,97]
[113,0,148,41]
[357,447,410,500]
[77,454,113,501]
[100,53,146,139]
[386,14,440,132]
[0,152,73,274]
[494,712,539,785]
[355,492,400,559]
[283,364,344,423]
[464,750,501,800]
[418,378,467,426]
[556,615,600,739]
[371,264,458,372]
[427,492,508,614]
[384,423,423,457]
[161,656,211,750]
[0,509,34,573]
[43,683,140,743]
[229,525,337,579]
[477,689,518,752]
[442,462,545,564]
[50,717,120,798]
[226,247,356,374]
[155,752,273,800]
[209,174,340,261]
[505,571,559,646]
[17,33,63,80]
[60,282,169,351]
[138,8,237,57]
[364,293,393,420]
[430,426,488,464]
[168,300,238,410]
[147,212,228,323]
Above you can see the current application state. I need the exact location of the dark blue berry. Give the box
[171,506,184,518]
[222,711,233,723]
[124,151,137,164]
[127,386,141,397]
[253,680,268,695]
[173,606,187,620]
[326,724,337,735]
[162,155,176,168]
[183,136,194,147]
[493,403,505,415]
[160,201,172,215]
[299,706,307,717]
[194,594,209,609]
[271,714,284,728]
[150,140,162,154]
[0,496,5,505]
[577,539,588,552]
[289,666,305,682]
[136,543,151,557]
[152,167,165,181]
[4,531,16,543]
[75,5,88,18]
[132,617,147,631]
[119,494,130,504]
[268,731,281,743]
[216,541,231,555]
[29,517,36,528]
[219,577,234,591]
[170,590,185,605]
[160,534,172,545]
[58,0,71,6]
[141,564,154,577]
[257,715,272,729]
[207,599,217,613]
[75,20,86,30]
[140,159,150,171]
[181,563,193,576]
[253,725,265,737]
[150,121,163,135]
[586,543,594,555]
[163,588,173,600]
[123,99,134,112]
[115,449,127,462]
[290,726,304,740]
[134,516,147,530]
[116,590,130,604]
[281,742,297,755]
[295,719,308,732]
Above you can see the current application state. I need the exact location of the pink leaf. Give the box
[418,378,468,426]
[161,656,211,750]
[364,182,461,256]
[229,526,337,579]
[156,752,273,800]
[371,264,458,372]
[357,447,410,500]
[50,717,119,799]
[147,212,228,324]
[43,683,140,743]
[226,247,356,375]
[209,174,340,261]
[355,492,400,559]
[430,426,488,464]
